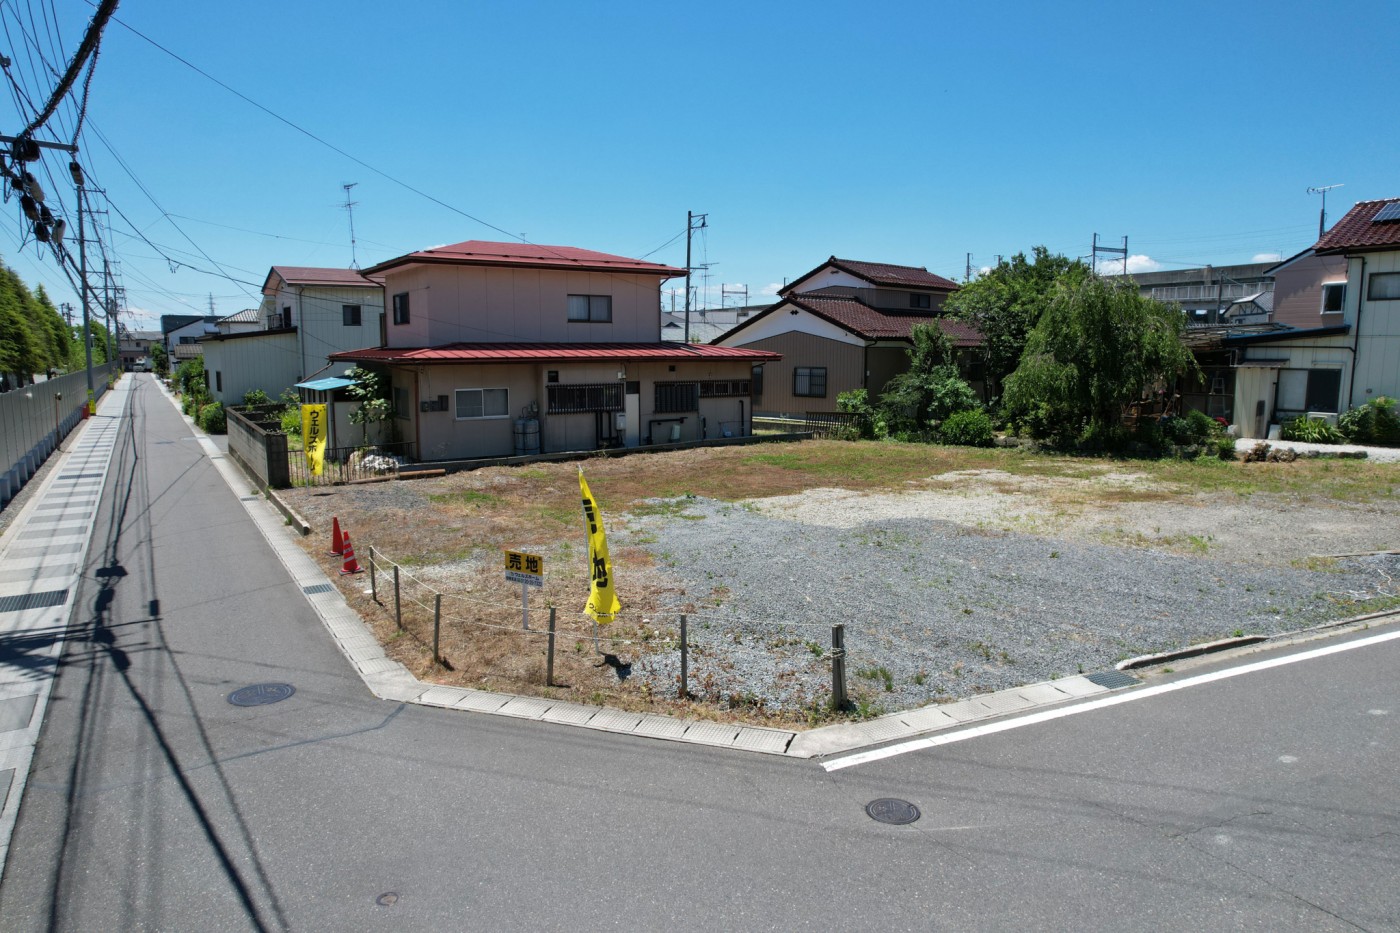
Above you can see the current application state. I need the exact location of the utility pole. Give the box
[75,168,94,412]
[965,253,972,283]
[1307,184,1343,240]
[1091,233,1128,277]
[683,210,707,343]
[343,182,360,269]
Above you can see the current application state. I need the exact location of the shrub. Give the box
[1215,436,1237,460]
[939,408,995,447]
[1341,396,1400,446]
[836,389,879,439]
[1131,418,1165,450]
[1280,415,1344,444]
[196,401,226,434]
[242,388,273,407]
[1162,416,1193,445]
[1185,409,1220,441]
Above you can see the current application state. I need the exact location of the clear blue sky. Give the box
[4,0,1397,331]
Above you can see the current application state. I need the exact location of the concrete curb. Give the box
[1117,636,1268,670]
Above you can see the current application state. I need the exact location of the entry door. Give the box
[624,381,640,447]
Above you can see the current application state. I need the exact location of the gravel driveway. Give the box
[619,493,1399,715]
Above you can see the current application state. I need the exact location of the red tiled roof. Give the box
[781,256,960,295]
[329,342,780,365]
[361,240,687,278]
[266,266,385,290]
[1314,198,1400,254]
[786,295,982,345]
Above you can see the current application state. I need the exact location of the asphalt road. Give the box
[0,374,1395,931]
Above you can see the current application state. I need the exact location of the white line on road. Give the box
[822,626,1400,772]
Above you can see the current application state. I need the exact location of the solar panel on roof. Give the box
[1373,202,1400,222]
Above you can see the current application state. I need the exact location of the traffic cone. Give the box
[329,516,343,556]
[340,530,364,575]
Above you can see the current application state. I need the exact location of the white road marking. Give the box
[822,627,1400,772]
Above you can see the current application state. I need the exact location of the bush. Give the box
[242,388,273,407]
[1185,409,1220,441]
[196,401,226,434]
[939,408,995,447]
[836,389,880,439]
[1162,416,1193,445]
[1131,418,1166,451]
[1215,436,1237,460]
[1279,415,1344,444]
[1340,396,1400,446]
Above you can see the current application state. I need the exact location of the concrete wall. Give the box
[226,405,290,488]
[381,266,667,348]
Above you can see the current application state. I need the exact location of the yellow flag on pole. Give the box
[579,468,620,624]
[301,404,328,476]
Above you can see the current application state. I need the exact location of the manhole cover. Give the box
[376,892,399,907]
[865,798,920,825]
[228,683,296,707]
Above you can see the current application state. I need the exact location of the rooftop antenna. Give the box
[342,182,360,269]
[1307,184,1343,239]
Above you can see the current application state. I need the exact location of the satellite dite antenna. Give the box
[1307,184,1343,239]
[343,182,360,269]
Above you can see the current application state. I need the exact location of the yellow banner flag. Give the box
[579,468,620,624]
[301,404,328,476]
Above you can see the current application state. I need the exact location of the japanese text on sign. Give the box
[503,549,543,587]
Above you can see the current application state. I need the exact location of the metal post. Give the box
[432,593,442,665]
[546,607,556,687]
[77,184,93,414]
[393,565,402,630]
[831,623,847,710]
[521,581,529,630]
[369,546,377,602]
[679,614,688,699]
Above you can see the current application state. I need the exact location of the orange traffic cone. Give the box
[340,530,364,575]
[330,516,343,556]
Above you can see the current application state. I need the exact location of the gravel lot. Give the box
[617,491,1399,715]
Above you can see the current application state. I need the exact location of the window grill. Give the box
[655,381,700,412]
[699,380,752,397]
[547,382,623,414]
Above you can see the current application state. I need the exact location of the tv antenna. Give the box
[1307,184,1343,239]
[342,182,360,269]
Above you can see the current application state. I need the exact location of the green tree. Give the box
[944,247,1089,402]
[151,343,169,376]
[877,323,979,437]
[1002,273,1197,446]
[344,365,394,445]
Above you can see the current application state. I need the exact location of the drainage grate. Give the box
[0,589,69,613]
[302,583,333,595]
[1086,670,1140,690]
[228,683,296,707]
[865,798,921,825]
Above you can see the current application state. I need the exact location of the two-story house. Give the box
[712,256,977,417]
[200,266,384,407]
[328,240,778,460]
[1213,198,1400,438]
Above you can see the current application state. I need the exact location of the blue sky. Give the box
[3,0,1397,331]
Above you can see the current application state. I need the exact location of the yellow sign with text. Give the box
[301,404,328,476]
[504,549,544,587]
[578,469,620,624]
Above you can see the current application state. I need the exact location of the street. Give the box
[0,374,1395,931]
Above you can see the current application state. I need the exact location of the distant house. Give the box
[329,240,777,460]
[118,329,160,371]
[713,257,975,417]
[161,314,220,366]
[200,266,383,407]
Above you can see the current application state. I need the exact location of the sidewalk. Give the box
[0,378,133,871]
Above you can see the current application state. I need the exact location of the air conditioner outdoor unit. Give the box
[1305,411,1338,426]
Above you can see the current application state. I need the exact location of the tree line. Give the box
[0,257,111,390]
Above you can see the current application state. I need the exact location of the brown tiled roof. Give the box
[1314,198,1400,254]
[330,342,780,365]
[781,256,960,295]
[266,266,385,290]
[786,295,982,345]
[361,240,686,278]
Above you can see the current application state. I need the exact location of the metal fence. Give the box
[287,441,417,487]
[803,411,860,437]
[1,365,118,506]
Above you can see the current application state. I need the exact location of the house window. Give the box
[793,367,827,398]
[455,388,509,420]
[392,292,410,324]
[393,386,410,421]
[1367,272,1400,301]
[567,294,612,322]
[699,380,752,397]
[215,371,222,392]
[1305,369,1342,413]
[1320,282,1346,314]
[654,381,699,413]
[909,293,932,309]
[281,306,292,328]
[547,383,623,414]
[343,304,362,326]
[179,336,196,345]
[751,364,763,396]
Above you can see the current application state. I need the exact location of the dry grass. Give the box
[285,439,1398,725]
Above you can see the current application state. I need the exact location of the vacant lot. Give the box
[283,441,1400,727]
